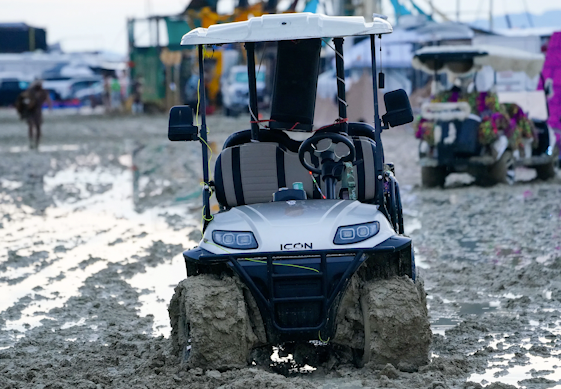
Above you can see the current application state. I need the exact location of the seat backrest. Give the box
[319,136,377,202]
[351,136,377,202]
[214,134,378,208]
[346,123,378,202]
[214,142,314,207]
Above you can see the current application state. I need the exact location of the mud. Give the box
[334,275,431,368]
[1,109,561,388]
[169,274,258,369]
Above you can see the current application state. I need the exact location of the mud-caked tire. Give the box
[365,276,431,368]
[334,275,431,369]
[475,150,515,186]
[535,146,559,180]
[168,274,259,369]
[421,166,446,188]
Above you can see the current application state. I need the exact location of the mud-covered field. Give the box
[1,108,560,389]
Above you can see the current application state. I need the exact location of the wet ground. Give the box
[0,108,560,388]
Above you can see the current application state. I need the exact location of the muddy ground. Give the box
[0,108,560,389]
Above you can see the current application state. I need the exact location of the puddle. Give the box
[430,301,498,336]
[458,239,479,251]
[404,217,422,235]
[458,302,497,316]
[0,152,199,345]
[414,251,430,269]
[128,252,187,336]
[2,144,81,153]
[431,317,460,336]
[469,334,561,387]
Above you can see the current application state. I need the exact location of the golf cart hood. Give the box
[200,200,395,254]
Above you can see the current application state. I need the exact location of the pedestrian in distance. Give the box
[110,77,122,112]
[131,76,144,114]
[103,75,112,112]
[15,80,52,150]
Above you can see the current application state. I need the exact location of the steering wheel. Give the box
[298,132,356,174]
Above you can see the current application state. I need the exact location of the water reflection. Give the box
[0,147,199,346]
[468,334,561,387]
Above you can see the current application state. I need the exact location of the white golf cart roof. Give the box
[412,44,545,77]
[181,13,393,45]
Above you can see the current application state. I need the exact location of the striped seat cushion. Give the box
[214,142,314,207]
[214,136,378,207]
[352,137,377,201]
[319,136,378,202]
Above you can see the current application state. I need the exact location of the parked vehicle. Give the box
[0,73,30,107]
[412,45,558,186]
[222,65,268,116]
[167,13,430,370]
[75,81,104,108]
[42,76,102,102]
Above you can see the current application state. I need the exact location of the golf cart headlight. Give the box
[334,221,380,245]
[212,230,258,249]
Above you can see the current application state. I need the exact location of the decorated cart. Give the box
[413,44,558,186]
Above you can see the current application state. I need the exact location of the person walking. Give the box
[15,80,52,150]
[103,75,112,112]
[131,76,144,114]
[110,77,122,112]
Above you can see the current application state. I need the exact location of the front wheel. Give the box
[421,166,446,188]
[475,150,515,186]
[168,274,256,369]
[535,146,559,180]
[334,274,431,369]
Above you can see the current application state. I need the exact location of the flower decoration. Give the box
[478,112,508,145]
[504,103,537,148]
[415,117,435,146]
[420,91,539,151]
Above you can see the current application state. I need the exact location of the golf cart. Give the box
[413,45,559,187]
[167,13,430,370]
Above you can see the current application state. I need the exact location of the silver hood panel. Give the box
[200,200,395,254]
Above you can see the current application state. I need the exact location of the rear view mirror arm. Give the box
[370,34,387,213]
[198,44,212,230]
[245,42,260,141]
[334,37,349,134]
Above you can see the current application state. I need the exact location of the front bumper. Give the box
[184,235,413,344]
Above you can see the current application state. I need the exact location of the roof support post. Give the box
[370,34,386,210]
[198,44,212,230]
[334,37,348,133]
[245,42,260,141]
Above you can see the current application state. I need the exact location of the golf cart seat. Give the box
[222,129,301,153]
[316,122,379,202]
[214,142,315,207]
[214,132,379,207]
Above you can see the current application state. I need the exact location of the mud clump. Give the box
[169,274,258,369]
[335,275,431,369]
[368,276,431,367]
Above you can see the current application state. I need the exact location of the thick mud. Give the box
[169,274,259,370]
[334,275,431,368]
[1,109,560,388]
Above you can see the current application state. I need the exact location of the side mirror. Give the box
[382,89,414,128]
[168,105,199,141]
